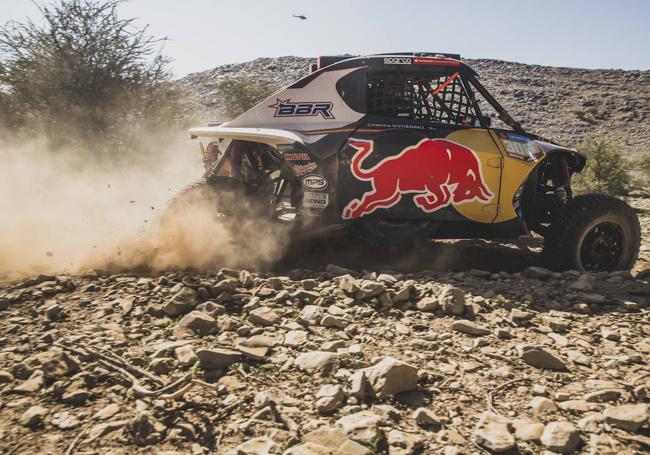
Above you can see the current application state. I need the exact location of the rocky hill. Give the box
[180,56,650,157]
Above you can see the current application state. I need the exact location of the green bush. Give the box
[218,77,277,119]
[0,0,185,159]
[573,138,631,196]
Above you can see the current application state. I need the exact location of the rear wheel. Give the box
[543,194,640,271]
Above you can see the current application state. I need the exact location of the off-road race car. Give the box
[186,53,641,272]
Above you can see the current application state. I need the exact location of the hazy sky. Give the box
[2,0,650,77]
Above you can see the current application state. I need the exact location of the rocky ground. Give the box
[179,56,650,159]
[0,200,649,454]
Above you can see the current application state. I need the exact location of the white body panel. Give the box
[188,126,306,146]
[224,67,364,131]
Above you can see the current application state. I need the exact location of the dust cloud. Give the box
[0,134,287,277]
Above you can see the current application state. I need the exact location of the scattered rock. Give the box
[173,310,217,338]
[451,319,491,336]
[163,287,198,316]
[195,348,241,370]
[315,384,345,413]
[603,403,648,432]
[517,344,568,371]
[540,421,581,454]
[294,351,339,374]
[20,406,47,428]
[249,307,281,326]
[363,356,419,399]
[336,411,383,444]
[474,412,515,452]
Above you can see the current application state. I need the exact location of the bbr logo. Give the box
[269,98,334,119]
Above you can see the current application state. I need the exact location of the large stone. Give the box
[363,356,419,399]
[512,419,544,441]
[336,411,383,444]
[249,307,281,326]
[439,285,465,315]
[173,310,217,339]
[473,412,515,452]
[195,348,241,370]
[413,407,443,428]
[339,275,361,293]
[315,384,345,413]
[387,429,424,455]
[87,420,128,442]
[303,428,370,454]
[294,351,338,374]
[231,436,279,454]
[415,296,438,312]
[34,348,80,379]
[93,403,120,420]
[284,330,308,347]
[540,421,581,454]
[530,396,557,414]
[451,320,491,336]
[130,411,166,446]
[345,370,370,401]
[20,405,48,428]
[355,281,386,300]
[163,287,198,316]
[13,370,44,394]
[299,305,323,325]
[603,404,648,432]
[517,344,568,371]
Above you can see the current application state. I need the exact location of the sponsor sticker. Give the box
[499,132,543,162]
[269,98,334,119]
[303,191,329,209]
[284,152,311,161]
[291,162,318,176]
[342,138,493,219]
[302,174,328,190]
[413,57,461,67]
[383,57,412,65]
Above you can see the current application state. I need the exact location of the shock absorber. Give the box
[552,155,571,203]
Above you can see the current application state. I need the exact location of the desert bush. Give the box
[0,0,185,159]
[218,77,278,119]
[573,138,631,196]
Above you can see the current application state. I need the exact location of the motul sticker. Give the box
[342,138,494,219]
[284,152,311,161]
[302,174,328,190]
[303,191,329,209]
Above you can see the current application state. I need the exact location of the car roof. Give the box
[313,53,478,76]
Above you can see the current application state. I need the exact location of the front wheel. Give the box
[543,194,640,271]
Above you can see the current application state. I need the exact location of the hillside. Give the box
[180,56,650,157]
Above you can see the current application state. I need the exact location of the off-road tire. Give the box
[543,193,640,271]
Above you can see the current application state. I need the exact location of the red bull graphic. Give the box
[342,138,494,219]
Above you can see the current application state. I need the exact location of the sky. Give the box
[2,0,650,77]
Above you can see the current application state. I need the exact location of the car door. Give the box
[338,64,503,223]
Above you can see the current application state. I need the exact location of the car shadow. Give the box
[274,231,541,274]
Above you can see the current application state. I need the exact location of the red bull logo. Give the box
[342,138,494,219]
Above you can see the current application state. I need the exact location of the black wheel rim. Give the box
[579,222,624,271]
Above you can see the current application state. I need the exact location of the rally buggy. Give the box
[186,53,640,272]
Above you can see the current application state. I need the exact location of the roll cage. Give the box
[314,53,526,133]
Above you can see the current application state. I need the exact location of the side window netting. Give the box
[367,71,476,125]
